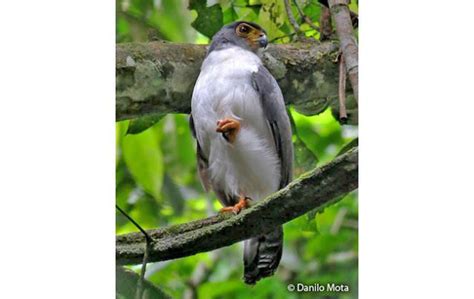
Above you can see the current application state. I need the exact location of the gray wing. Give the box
[189,114,237,206]
[252,65,293,188]
[189,114,211,192]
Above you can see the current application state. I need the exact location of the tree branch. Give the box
[283,0,301,34]
[328,0,359,102]
[293,0,320,32]
[116,147,358,266]
[319,5,333,41]
[338,54,348,121]
[116,41,358,124]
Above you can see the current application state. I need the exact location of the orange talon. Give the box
[220,206,236,213]
[219,196,250,215]
[216,117,241,143]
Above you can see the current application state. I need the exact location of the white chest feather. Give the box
[191,46,280,201]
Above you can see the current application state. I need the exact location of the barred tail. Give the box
[243,226,283,285]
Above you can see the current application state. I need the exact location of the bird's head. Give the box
[207,21,268,54]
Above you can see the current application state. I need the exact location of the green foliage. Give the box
[126,113,165,135]
[122,125,164,201]
[116,0,358,298]
[189,0,224,38]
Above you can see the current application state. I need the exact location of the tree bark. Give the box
[328,0,359,101]
[116,41,358,124]
[116,147,358,266]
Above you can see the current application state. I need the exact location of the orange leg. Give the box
[216,118,241,143]
[220,196,250,215]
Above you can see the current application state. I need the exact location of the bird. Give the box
[189,21,293,284]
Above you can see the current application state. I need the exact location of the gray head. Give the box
[207,21,268,55]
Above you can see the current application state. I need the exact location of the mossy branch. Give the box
[116,41,358,124]
[116,147,358,266]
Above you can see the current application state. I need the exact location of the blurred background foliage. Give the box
[116,0,358,298]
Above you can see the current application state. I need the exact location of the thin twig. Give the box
[115,205,154,299]
[292,0,320,32]
[338,54,348,122]
[116,204,152,243]
[269,32,298,43]
[319,5,333,40]
[283,0,301,35]
[184,197,221,299]
[269,29,315,43]
[117,11,165,41]
[135,238,152,299]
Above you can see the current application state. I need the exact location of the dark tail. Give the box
[243,226,283,285]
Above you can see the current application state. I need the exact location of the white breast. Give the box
[191,46,281,202]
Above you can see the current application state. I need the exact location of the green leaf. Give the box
[233,0,250,7]
[116,120,129,166]
[293,137,318,176]
[257,0,287,39]
[150,0,190,42]
[189,0,224,38]
[289,109,318,176]
[337,137,358,157]
[303,1,322,22]
[122,128,164,201]
[248,0,262,5]
[127,0,154,16]
[158,114,196,183]
[304,211,320,234]
[291,107,346,163]
[126,113,164,135]
[222,6,238,25]
[234,6,259,22]
[162,174,185,215]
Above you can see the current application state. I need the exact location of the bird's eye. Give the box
[239,25,249,33]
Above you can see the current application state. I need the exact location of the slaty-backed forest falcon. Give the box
[189,21,294,284]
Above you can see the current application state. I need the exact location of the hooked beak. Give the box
[258,34,268,48]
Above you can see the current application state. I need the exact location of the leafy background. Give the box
[116,0,358,298]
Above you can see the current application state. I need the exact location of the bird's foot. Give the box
[216,118,240,143]
[220,196,250,215]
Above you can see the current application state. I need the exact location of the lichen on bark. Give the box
[116,40,358,124]
[116,148,358,265]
